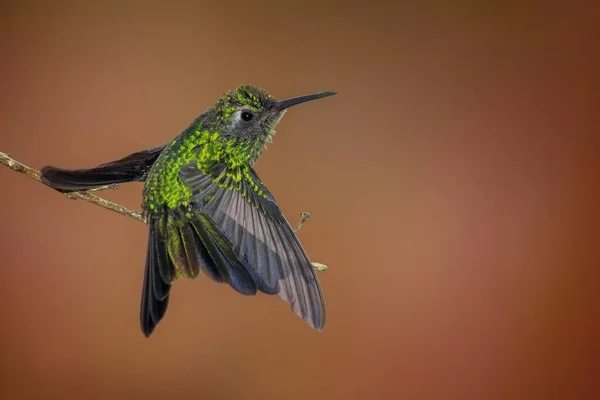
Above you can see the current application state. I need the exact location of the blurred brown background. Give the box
[0,2,598,399]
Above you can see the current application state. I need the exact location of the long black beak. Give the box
[271,91,336,112]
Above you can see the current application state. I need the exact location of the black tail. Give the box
[40,145,165,192]
[141,207,272,337]
[140,219,172,337]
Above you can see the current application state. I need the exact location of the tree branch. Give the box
[0,151,145,223]
[0,151,327,271]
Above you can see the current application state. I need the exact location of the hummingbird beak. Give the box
[270,91,336,112]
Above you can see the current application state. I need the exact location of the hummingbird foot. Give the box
[294,212,328,272]
[294,211,312,232]
[311,262,328,272]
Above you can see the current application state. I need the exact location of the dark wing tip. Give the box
[140,219,173,338]
[40,166,71,190]
[141,318,155,337]
[40,146,166,192]
[39,165,113,192]
[140,296,169,338]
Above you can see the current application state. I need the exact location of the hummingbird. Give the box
[41,85,336,337]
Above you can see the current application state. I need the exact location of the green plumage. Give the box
[143,86,279,211]
[40,84,336,337]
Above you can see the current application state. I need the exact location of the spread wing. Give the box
[179,162,326,330]
[41,145,166,192]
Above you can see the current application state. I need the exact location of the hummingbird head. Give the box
[209,85,336,162]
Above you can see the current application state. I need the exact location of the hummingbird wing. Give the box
[41,145,166,192]
[140,220,172,337]
[141,184,267,336]
[178,162,326,331]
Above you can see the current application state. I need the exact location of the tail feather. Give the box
[161,209,222,282]
[141,222,172,337]
[142,207,261,336]
[160,207,261,295]
[141,206,282,337]
[41,145,165,192]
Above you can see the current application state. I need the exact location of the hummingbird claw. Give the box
[63,192,78,200]
[294,211,312,232]
[311,262,328,272]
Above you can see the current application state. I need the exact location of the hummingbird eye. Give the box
[241,111,254,122]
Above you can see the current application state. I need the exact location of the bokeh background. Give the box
[0,2,598,399]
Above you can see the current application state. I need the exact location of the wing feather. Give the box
[41,145,165,191]
[140,221,172,337]
[179,162,326,330]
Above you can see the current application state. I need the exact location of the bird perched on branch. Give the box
[41,85,336,336]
